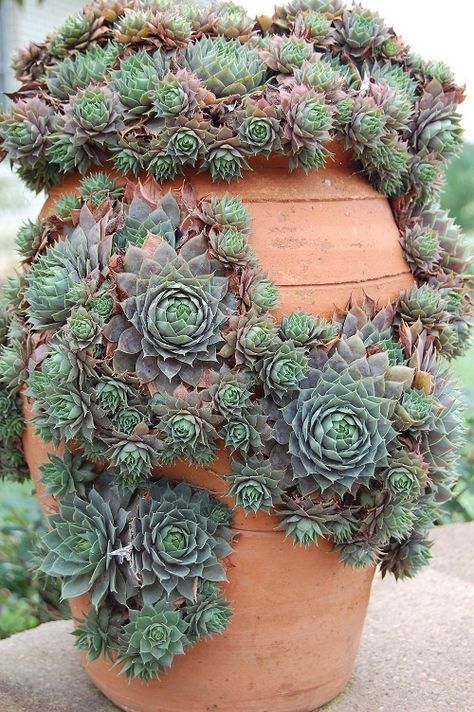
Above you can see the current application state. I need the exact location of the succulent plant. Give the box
[400,225,440,276]
[208,1,255,41]
[40,450,97,498]
[55,195,82,222]
[152,68,209,119]
[220,312,277,367]
[397,284,448,333]
[346,96,388,153]
[117,602,189,681]
[40,486,136,606]
[272,335,405,496]
[425,60,454,85]
[380,531,432,579]
[203,127,251,182]
[0,334,25,392]
[156,117,209,171]
[114,192,180,249]
[107,434,159,490]
[72,605,123,662]
[114,8,152,44]
[382,451,426,501]
[184,594,231,640]
[80,172,124,206]
[199,195,251,231]
[65,307,104,350]
[279,312,339,347]
[335,7,387,58]
[15,218,44,259]
[25,206,111,330]
[411,84,463,161]
[255,340,308,399]
[414,206,471,277]
[54,11,107,53]
[236,99,282,156]
[132,479,232,604]
[183,37,267,98]
[281,85,333,158]
[246,275,279,312]
[29,380,97,445]
[152,392,220,464]
[46,43,119,100]
[260,36,314,74]
[276,496,352,547]
[225,456,283,513]
[221,407,269,454]
[149,10,193,49]
[112,134,147,175]
[209,372,253,417]
[106,235,232,387]
[0,98,54,172]
[208,225,252,267]
[358,490,416,544]
[396,388,439,431]
[338,539,380,569]
[60,84,124,146]
[110,50,168,117]
[91,290,115,319]
[95,378,134,416]
[294,12,336,46]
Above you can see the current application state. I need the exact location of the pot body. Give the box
[41,144,414,319]
[23,408,375,712]
[25,149,407,711]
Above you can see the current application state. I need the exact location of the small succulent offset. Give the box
[0,0,470,684]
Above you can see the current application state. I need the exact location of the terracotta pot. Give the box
[41,143,414,319]
[24,146,409,711]
[23,406,375,712]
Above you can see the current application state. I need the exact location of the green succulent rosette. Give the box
[117,602,190,681]
[272,335,409,496]
[183,36,267,98]
[132,479,233,604]
[72,605,123,663]
[105,235,235,387]
[225,455,283,513]
[25,205,111,330]
[184,594,231,640]
[40,486,136,607]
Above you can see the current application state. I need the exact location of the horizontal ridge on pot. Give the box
[41,145,415,319]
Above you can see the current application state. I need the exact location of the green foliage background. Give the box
[440,143,474,522]
[0,142,472,638]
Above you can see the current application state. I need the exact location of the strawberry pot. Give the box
[0,2,469,712]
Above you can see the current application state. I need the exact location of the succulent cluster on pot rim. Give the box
[0,0,465,202]
[0,0,471,684]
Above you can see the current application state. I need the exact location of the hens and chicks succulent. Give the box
[0,0,464,201]
[0,0,471,683]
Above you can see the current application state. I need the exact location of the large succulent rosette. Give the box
[105,235,235,388]
[272,335,404,496]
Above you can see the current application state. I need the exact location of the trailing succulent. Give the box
[0,0,471,684]
[0,0,465,198]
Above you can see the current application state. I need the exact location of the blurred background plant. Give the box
[0,0,472,638]
[0,480,69,638]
